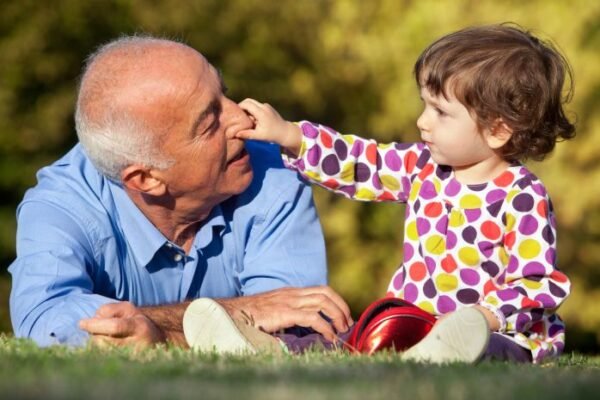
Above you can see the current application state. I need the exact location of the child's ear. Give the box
[121,165,167,196]
[486,118,513,150]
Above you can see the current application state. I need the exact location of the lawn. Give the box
[1,334,599,400]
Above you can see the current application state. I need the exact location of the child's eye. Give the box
[435,107,447,116]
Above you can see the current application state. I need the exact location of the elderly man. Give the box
[9,36,352,348]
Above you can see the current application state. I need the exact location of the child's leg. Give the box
[482,333,532,363]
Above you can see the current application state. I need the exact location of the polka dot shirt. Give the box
[283,121,571,363]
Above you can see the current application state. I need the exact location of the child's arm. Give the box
[238,98,428,204]
[237,99,303,156]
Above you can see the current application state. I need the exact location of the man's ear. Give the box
[121,164,167,196]
[486,118,513,150]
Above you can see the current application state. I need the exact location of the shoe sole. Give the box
[400,307,490,364]
[183,298,282,355]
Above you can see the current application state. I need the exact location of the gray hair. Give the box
[75,36,175,182]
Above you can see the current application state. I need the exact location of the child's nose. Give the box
[416,112,428,132]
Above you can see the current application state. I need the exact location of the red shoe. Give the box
[345,297,436,355]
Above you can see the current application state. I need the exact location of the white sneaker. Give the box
[183,298,283,355]
[400,307,490,364]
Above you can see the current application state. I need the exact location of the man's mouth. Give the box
[227,148,249,165]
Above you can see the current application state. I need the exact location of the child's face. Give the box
[417,87,498,171]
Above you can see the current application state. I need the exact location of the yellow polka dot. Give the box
[518,239,541,259]
[425,235,446,255]
[505,213,516,232]
[506,189,519,203]
[340,163,355,183]
[378,142,392,149]
[449,210,466,227]
[342,134,355,144]
[432,178,442,194]
[356,188,376,201]
[498,247,509,266]
[459,194,482,209]
[409,182,421,202]
[380,175,400,191]
[484,295,498,306]
[435,273,458,292]
[458,247,480,266]
[522,278,543,290]
[305,171,322,182]
[406,221,419,241]
[417,301,435,314]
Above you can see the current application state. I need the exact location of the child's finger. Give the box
[235,128,257,140]
[238,98,266,118]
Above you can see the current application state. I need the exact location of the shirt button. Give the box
[174,253,183,262]
[166,243,173,248]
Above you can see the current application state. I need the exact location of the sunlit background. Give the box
[1,0,598,353]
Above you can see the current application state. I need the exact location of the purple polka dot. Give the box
[413,199,421,213]
[497,288,519,301]
[500,304,517,316]
[302,123,319,138]
[403,243,414,262]
[437,296,457,313]
[436,166,452,180]
[497,271,506,284]
[467,182,487,192]
[462,226,477,244]
[350,141,364,157]
[416,151,430,169]
[392,269,405,290]
[545,248,556,264]
[419,181,437,200]
[487,201,503,217]
[307,145,321,166]
[465,209,481,222]
[486,189,507,204]
[425,257,436,274]
[481,261,500,277]
[518,215,538,235]
[478,241,494,258]
[339,185,356,197]
[523,262,546,277]
[460,269,481,285]
[417,217,431,235]
[530,309,543,321]
[542,225,555,245]
[334,139,348,160]
[321,154,340,175]
[355,163,371,182]
[403,283,418,302]
[401,178,411,198]
[395,142,413,151]
[549,282,567,298]
[456,289,480,304]
[371,173,382,190]
[507,256,519,273]
[435,215,449,234]
[446,230,457,250]
[548,324,564,337]
[531,183,546,197]
[445,179,461,197]
[384,150,402,171]
[513,193,534,212]
[534,293,556,308]
[296,159,306,171]
[423,279,437,298]
[516,313,531,331]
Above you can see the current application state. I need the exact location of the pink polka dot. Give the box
[403,283,418,303]
[437,295,457,313]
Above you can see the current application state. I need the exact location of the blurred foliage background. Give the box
[0,0,599,353]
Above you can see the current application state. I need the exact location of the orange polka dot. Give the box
[322,179,339,189]
[379,191,396,201]
[405,151,417,173]
[494,171,515,187]
[504,231,516,250]
[537,199,548,218]
[441,254,457,273]
[418,163,434,180]
[320,130,333,148]
[366,143,378,165]
[481,221,501,240]
[521,297,541,309]
[409,262,427,281]
[550,270,569,283]
[424,202,443,218]
[483,279,498,295]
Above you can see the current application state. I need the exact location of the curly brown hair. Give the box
[414,23,576,162]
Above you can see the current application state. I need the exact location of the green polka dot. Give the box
[425,235,446,255]
[519,239,541,259]
[380,175,400,191]
[459,247,480,266]
[435,273,458,292]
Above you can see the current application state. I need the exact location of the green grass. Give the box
[1,334,599,400]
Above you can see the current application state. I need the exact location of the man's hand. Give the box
[79,301,166,349]
[217,286,353,342]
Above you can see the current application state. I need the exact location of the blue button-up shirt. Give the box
[9,141,327,346]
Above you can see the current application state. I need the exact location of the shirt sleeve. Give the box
[8,199,116,347]
[282,121,429,203]
[478,185,571,339]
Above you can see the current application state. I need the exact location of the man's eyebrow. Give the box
[190,99,219,136]
[217,68,228,93]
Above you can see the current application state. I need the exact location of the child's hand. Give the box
[237,98,302,156]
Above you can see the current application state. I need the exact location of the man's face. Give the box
[135,46,254,215]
